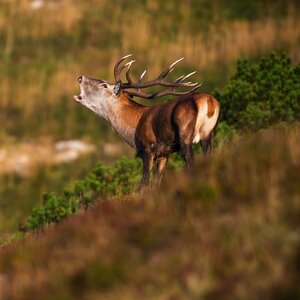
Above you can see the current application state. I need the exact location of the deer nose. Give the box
[78,76,83,83]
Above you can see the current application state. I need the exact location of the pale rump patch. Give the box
[193,101,207,143]
[193,99,219,143]
[200,106,219,139]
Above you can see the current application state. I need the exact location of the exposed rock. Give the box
[0,140,95,177]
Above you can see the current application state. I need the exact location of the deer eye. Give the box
[99,82,108,88]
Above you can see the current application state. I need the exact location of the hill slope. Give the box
[0,127,299,299]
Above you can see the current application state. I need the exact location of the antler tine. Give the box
[138,70,147,85]
[180,71,197,82]
[115,62,135,84]
[158,57,184,79]
[125,60,136,68]
[118,63,129,74]
[114,54,132,82]
[174,75,185,83]
[169,57,184,69]
[172,71,198,86]
[121,54,133,60]
[125,60,136,85]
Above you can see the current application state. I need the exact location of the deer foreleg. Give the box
[153,156,169,186]
[139,152,154,189]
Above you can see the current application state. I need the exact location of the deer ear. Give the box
[113,80,122,95]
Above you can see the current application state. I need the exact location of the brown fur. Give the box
[118,94,148,129]
[207,95,216,117]
[194,94,218,118]
[135,93,220,189]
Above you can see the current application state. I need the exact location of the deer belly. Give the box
[155,141,179,157]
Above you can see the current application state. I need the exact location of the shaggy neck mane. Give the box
[98,93,148,148]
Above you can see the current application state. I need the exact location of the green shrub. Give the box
[214,122,236,144]
[25,157,142,230]
[214,52,300,129]
[26,192,76,230]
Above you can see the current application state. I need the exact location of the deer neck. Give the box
[96,93,147,148]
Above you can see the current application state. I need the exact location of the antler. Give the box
[113,55,201,99]
[114,54,133,82]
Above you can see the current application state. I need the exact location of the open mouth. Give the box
[74,77,84,102]
[73,95,82,102]
[73,84,83,102]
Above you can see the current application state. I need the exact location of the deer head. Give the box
[73,76,119,118]
[73,55,201,111]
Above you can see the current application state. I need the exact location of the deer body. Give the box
[135,93,219,186]
[136,93,219,153]
[74,55,220,188]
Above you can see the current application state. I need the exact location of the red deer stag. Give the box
[74,55,220,188]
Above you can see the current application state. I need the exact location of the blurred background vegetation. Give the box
[0,0,299,238]
[1,0,300,140]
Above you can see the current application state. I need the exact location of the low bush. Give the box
[214,52,300,130]
[25,157,142,230]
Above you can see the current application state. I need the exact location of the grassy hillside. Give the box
[0,126,299,299]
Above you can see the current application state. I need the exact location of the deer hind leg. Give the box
[179,128,195,171]
[180,143,194,170]
[153,156,169,186]
[200,130,214,156]
[139,152,155,190]
[174,100,198,171]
